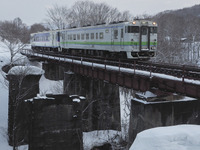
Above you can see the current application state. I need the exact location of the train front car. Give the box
[125,20,157,59]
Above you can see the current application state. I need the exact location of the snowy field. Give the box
[1,49,200,150]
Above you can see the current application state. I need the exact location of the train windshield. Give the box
[141,27,147,35]
[150,27,157,34]
[127,26,139,33]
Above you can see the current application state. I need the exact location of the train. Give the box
[30,20,157,59]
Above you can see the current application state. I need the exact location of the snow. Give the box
[0,51,11,150]
[83,130,121,150]
[72,98,81,103]
[70,95,86,101]
[8,66,44,76]
[136,91,157,99]
[130,125,200,150]
[39,75,63,95]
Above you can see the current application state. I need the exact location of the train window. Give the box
[81,34,85,40]
[73,34,76,40]
[68,35,70,40]
[99,32,104,39]
[61,33,64,40]
[141,27,147,35]
[86,33,89,40]
[150,27,157,34]
[96,33,98,39]
[77,34,80,40]
[127,26,139,33]
[70,35,73,40]
[91,33,94,39]
[114,30,118,39]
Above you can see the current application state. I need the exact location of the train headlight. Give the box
[133,21,136,25]
[152,22,157,25]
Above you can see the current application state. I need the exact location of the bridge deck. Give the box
[21,49,200,99]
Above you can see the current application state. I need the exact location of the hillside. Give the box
[151,4,200,64]
[155,4,200,18]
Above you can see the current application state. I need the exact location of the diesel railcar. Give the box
[30,20,157,59]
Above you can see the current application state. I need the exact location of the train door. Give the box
[64,31,68,49]
[111,29,114,49]
[120,28,124,49]
[111,28,119,51]
[140,26,150,50]
[57,32,62,52]
[52,33,55,48]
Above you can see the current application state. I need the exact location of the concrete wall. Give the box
[7,74,41,146]
[128,99,200,146]
[28,94,83,150]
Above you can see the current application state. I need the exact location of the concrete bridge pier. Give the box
[128,91,200,147]
[42,62,65,80]
[27,94,84,150]
[7,66,43,146]
[63,71,121,131]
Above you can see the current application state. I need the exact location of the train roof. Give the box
[31,20,157,35]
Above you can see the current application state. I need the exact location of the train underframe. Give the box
[32,46,155,60]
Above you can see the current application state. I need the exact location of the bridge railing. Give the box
[20,49,200,83]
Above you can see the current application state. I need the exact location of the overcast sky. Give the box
[1,0,200,26]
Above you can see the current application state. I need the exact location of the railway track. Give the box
[21,49,200,81]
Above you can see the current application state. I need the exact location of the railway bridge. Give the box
[21,49,200,99]
[14,49,200,148]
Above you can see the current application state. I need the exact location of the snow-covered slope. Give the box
[0,52,14,150]
[130,125,200,150]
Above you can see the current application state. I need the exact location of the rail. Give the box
[21,49,200,82]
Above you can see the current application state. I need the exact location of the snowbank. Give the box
[130,125,200,150]
[8,66,44,76]
[83,130,121,150]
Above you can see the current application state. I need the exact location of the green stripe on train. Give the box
[60,41,157,46]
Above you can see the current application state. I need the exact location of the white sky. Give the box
[1,0,200,26]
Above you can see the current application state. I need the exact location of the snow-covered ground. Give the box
[0,52,11,150]
[130,125,200,150]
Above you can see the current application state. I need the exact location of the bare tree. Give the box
[70,1,133,27]
[0,18,29,64]
[69,1,98,27]
[46,4,70,30]
[29,23,49,34]
[46,1,133,28]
